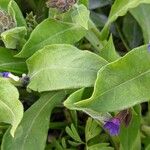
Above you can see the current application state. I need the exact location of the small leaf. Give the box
[0,47,27,74]
[88,143,114,150]
[27,44,107,92]
[65,124,83,143]
[100,35,120,62]
[1,91,66,150]
[0,78,23,136]
[8,0,27,27]
[61,138,67,149]
[71,4,90,29]
[100,0,150,40]
[85,117,102,142]
[68,140,82,147]
[16,18,88,58]
[1,27,27,49]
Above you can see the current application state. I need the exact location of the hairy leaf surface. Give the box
[27,44,107,92]
[17,18,87,58]
[0,78,23,136]
[65,45,150,112]
[1,91,65,150]
[0,47,27,73]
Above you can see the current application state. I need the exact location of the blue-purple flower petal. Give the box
[0,72,10,78]
[104,118,120,136]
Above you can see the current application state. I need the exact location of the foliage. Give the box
[0,0,150,149]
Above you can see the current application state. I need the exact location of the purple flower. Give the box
[1,72,10,78]
[104,118,121,136]
[0,72,20,81]
[148,44,150,52]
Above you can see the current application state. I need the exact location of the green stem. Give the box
[49,122,68,129]
[115,23,130,51]
[88,20,102,40]
[86,19,106,54]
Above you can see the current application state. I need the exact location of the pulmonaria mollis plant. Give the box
[0,0,150,150]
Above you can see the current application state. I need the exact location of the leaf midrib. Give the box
[25,25,81,52]
[30,66,98,79]
[91,68,150,100]
[0,62,25,67]
[0,99,15,122]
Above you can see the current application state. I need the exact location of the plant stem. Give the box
[86,19,105,53]
[115,23,130,51]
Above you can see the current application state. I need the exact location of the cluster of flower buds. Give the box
[103,109,132,136]
[0,72,30,87]
[46,0,76,12]
[0,10,16,34]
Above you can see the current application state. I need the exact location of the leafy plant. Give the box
[0,0,150,149]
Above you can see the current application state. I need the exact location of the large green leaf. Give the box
[65,45,150,113]
[0,78,23,136]
[1,27,27,49]
[27,44,107,92]
[100,0,150,40]
[16,18,87,58]
[0,47,27,74]
[130,4,150,43]
[1,91,66,150]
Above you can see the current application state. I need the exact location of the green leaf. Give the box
[1,91,66,150]
[0,47,27,74]
[1,27,27,49]
[122,13,142,49]
[0,78,23,136]
[65,45,150,112]
[85,117,102,142]
[16,18,88,58]
[68,140,82,147]
[52,140,64,150]
[146,144,150,150]
[79,0,89,7]
[88,143,114,150]
[64,88,111,122]
[71,4,90,30]
[100,0,150,40]
[27,44,107,92]
[99,35,120,62]
[119,106,141,150]
[65,124,83,143]
[8,0,27,27]
[130,4,150,43]
[0,0,10,11]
